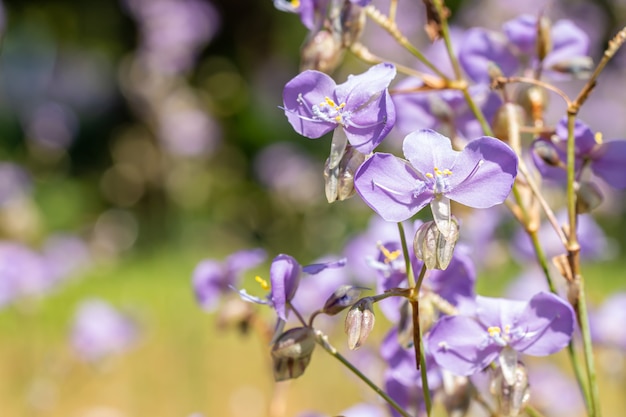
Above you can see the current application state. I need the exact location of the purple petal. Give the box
[590,140,626,189]
[302,257,346,274]
[225,248,267,278]
[476,296,527,329]
[555,117,596,155]
[427,315,500,376]
[458,28,519,83]
[544,20,590,69]
[269,254,303,321]
[503,14,538,55]
[402,129,458,176]
[446,137,518,208]
[192,260,226,311]
[344,89,396,153]
[427,250,476,309]
[283,70,338,138]
[510,292,575,356]
[335,63,396,111]
[354,153,432,222]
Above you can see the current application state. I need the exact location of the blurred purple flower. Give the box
[236,254,345,321]
[527,363,585,417]
[273,0,327,30]
[459,28,519,83]
[512,210,614,263]
[42,234,92,283]
[533,117,626,189]
[24,101,79,151]
[297,402,385,417]
[354,129,518,235]
[192,248,266,312]
[71,299,138,362]
[0,163,32,207]
[590,292,626,351]
[427,292,575,376]
[0,241,51,308]
[253,142,323,206]
[282,63,396,154]
[123,0,220,74]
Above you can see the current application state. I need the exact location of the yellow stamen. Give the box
[377,242,401,264]
[503,324,511,334]
[487,326,501,337]
[442,169,453,176]
[335,115,342,122]
[325,97,337,107]
[255,275,270,291]
[595,131,603,145]
[425,172,434,179]
[290,0,300,8]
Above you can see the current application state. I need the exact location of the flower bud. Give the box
[515,85,548,125]
[322,285,366,315]
[532,139,562,167]
[548,56,594,79]
[492,103,526,154]
[338,1,366,47]
[490,360,530,417]
[536,16,552,61]
[216,298,254,334]
[576,181,603,214]
[413,219,459,270]
[271,327,316,381]
[300,29,344,73]
[344,298,375,350]
[324,144,367,203]
[442,371,472,417]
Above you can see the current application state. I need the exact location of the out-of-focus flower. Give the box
[427,292,575,376]
[123,0,220,74]
[0,241,50,308]
[24,101,79,151]
[41,234,92,283]
[527,363,585,417]
[236,254,345,321]
[192,248,266,312]
[273,0,328,31]
[282,63,396,154]
[533,117,626,190]
[70,299,139,362]
[0,163,32,207]
[354,129,517,239]
[590,292,626,351]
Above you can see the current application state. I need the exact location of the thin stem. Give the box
[461,87,494,137]
[432,0,463,80]
[416,304,432,416]
[525,404,548,417]
[397,222,416,288]
[577,279,601,417]
[364,5,449,80]
[315,331,414,417]
[494,76,572,107]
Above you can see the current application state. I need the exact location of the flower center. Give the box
[290,0,300,7]
[377,242,402,264]
[311,96,347,124]
[486,324,512,347]
[425,167,453,194]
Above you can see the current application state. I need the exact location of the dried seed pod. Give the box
[548,56,594,79]
[492,103,526,154]
[576,181,603,213]
[413,219,459,270]
[324,144,366,203]
[490,359,530,417]
[271,327,316,381]
[536,16,552,61]
[322,285,366,315]
[532,139,562,167]
[441,371,472,417]
[338,1,366,47]
[345,297,375,350]
[300,29,344,73]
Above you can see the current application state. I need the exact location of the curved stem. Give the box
[397,222,416,288]
[364,5,449,80]
[315,331,414,417]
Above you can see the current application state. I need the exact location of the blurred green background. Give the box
[1,0,626,416]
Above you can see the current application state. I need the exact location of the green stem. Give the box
[398,222,416,288]
[525,404,547,417]
[315,331,414,417]
[577,278,601,417]
[432,0,463,80]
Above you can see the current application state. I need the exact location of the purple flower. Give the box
[282,63,396,154]
[273,0,327,30]
[590,292,626,351]
[533,117,626,189]
[354,129,517,238]
[192,248,266,312]
[71,299,138,362]
[236,254,346,321]
[0,241,51,307]
[427,292,575,376]
[459,28,519,83]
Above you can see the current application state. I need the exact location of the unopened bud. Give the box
[322,285,366,315]
[516,85,549,125]
[442,372,472,417]
[492,103,526,154]
[488,62,504,83]
[576,181,603,213]
[345,298,375,350]
[324,144,367,202]
[532,139,562,167]
[338,1,366,47]
[536,16,552,61]
[271,327,316,381]
[413,219,459,270]
[397,299,413,348]
[490,359,530,417]
[300,29,344,73]
[548,56,594,79]
[216,298,254,334]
